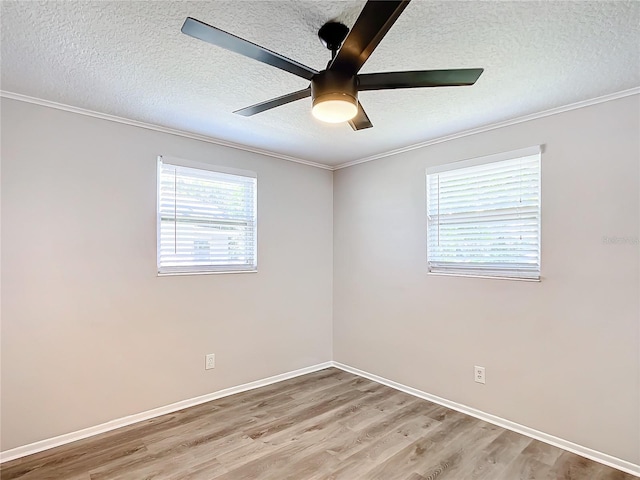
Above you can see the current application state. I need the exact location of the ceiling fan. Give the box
[181,0,483,130]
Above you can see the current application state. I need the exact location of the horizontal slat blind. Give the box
[427,152,540,279]
[158,159,257,274]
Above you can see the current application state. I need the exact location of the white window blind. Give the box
[157,157,257,274]
[426,147,541,280]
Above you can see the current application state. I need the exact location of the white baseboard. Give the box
[0,361,333,464]
[332,361,640,478]
[3,360,638,477]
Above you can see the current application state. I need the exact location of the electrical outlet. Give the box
[474,366,485,384]
[205,353,215,370]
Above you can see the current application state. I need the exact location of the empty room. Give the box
[1,0,639,479]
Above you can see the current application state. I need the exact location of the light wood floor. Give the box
[1,368,635,479]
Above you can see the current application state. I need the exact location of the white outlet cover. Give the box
[205,353,215,370]
[474,366,486,384]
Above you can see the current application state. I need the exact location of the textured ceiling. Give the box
[1,1,639,167]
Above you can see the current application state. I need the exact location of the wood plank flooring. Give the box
[1,368,635,479]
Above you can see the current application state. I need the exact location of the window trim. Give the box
[156,156,258,276]
[426,146,542,281]
[426,146,541,175]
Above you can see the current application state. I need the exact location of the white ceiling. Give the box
[2,1,639,167]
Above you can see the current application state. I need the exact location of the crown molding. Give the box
[3,87,638,172]
[0,91,332,171]
[333,86,640,170]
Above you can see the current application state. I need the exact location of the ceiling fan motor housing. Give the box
[311,70,358,110]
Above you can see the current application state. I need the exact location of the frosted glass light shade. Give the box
[312,96,358,123]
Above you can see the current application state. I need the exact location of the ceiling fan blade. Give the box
[182,17,319,81]
[329,1,411,75]
[348,103,373,131]
[358,69,484,91]
[234,88,311,116]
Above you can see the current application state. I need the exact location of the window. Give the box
[426,146,541,280]
[157,156,257,275]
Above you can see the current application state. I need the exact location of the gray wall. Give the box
[333,95,640,464]
[2,95,639,465]
[0,98,334,450]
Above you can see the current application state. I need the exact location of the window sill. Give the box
[158,269,258,277]
[427,272,541,282]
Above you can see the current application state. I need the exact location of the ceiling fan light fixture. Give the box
[312,94,358,123]
[311,71,358,123]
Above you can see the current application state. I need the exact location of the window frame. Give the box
[156,156,258,276]
[426,146,542,281]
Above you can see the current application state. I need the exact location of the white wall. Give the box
[333,95,640,464]
[0,98,333,451]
